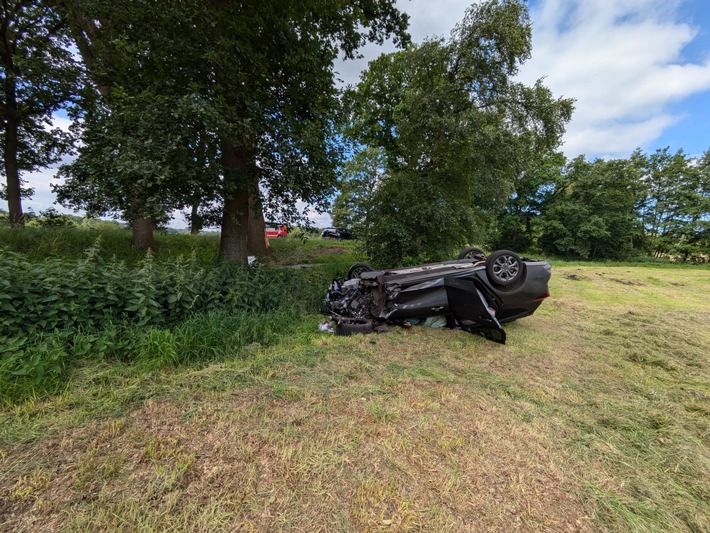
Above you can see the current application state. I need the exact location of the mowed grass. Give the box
[1,263,709,532]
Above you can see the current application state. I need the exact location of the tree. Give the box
[0,0,78,227]
[52,0,224,250]
[537,156,643,259]
[344,0,573,265]
[490,151,565,251]
[331,146,386,253]
[55,94,221,249]
[201,0,409,263]
[53,0,409,259]
[634,147,710,259]
[691,149,710,259]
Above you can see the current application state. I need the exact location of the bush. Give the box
[0,239,323,340]
[0,309,303,402]
[0,238,335,402]
[0,225,221,264]
[25,208,79,229]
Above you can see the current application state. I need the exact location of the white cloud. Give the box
[335,0,470,87]
[519,0,710,157]
[51,115,73,134]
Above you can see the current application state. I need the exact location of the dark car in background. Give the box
[325,248,551,343]
[321,227,355,240]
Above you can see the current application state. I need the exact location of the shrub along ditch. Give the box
[0,241,331,402]
[0,241,325,337]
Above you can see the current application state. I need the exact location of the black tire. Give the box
[347,262,374,280]
[458,246,487,261]
[335,317,374,336]
[485,250,525,288]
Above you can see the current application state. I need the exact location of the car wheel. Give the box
[485,250,525,288]
[458,247,487,261]
[347,262,374,280]
[335,317,374,336]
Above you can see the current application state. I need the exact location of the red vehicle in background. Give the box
[265,223,288,239]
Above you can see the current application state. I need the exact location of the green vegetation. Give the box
[5,0,707,264]
[0,0,708,526]
[0,1,78,227]
[1,240,708,531]
[0,234,360,403]
[0,226,219,264]
[333,3,708,265]
[529,148,709,261]
[341,1,573,266]
[337,141,709,266]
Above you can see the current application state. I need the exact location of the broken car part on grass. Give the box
[324,249,551,344]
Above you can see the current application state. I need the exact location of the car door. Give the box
[444,277,506,344]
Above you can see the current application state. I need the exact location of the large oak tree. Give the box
[54,0,409,259]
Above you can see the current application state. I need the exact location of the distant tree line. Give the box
[492,148,710,261]
[334,144,709,264]
[0,206,127,229]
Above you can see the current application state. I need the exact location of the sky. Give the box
[18,0,710,228]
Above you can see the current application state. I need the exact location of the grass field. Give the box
[1,258,709,532]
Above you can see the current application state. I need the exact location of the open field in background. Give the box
[1,253,709,531]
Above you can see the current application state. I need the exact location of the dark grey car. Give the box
[325,249,551,343]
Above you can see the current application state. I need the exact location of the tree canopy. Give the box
[340,0,573,265]
[50,0,409,259]
[3,0,707,264]
[1,0,78,226]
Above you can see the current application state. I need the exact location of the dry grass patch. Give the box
[1,335,589,532]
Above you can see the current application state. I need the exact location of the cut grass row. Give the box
[1,263,708,531]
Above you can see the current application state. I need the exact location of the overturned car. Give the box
[324,248,551,344]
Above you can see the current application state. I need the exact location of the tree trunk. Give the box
[132,217,156,250]
[219,142,250,263]
[190,195,202,234]
[2,61,23,227]
[247,192,271,256]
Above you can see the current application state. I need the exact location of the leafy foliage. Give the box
[25,207,78,228]
[331,146,386,253]
[0,236,337,399]
[505,149,709,261]
[0,239,318,342]
[537,156,644,259]
[342,0,573,265]
[53,0,410,259]
[0,0,79,225]
[55,94,220,227]
[634,147,710,261]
